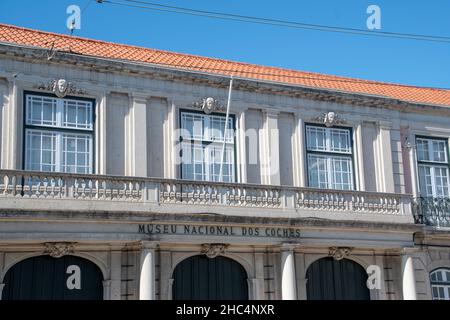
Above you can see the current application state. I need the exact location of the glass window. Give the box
[306,124,354,190]
[416,137,450,198]
[24,93,94,174]
[180,111,235,182]
[430,269,450,300]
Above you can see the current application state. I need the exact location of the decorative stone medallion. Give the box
[43,242,75,258]
[35,79,86,98]
[329,246,353,261]
[201,243,229,258]
[313,111,346,127]
[193,97,225,114]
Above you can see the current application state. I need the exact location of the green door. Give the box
[306,257,370,300]
[2,255,103,300]
[173,255,248,300]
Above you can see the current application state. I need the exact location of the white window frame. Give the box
[430,269,450,300]
[180,110,235,182]
[24,93,94,174]
[416,137,450,198]
[306,124,354,190]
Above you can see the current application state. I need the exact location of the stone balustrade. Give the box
[0,170,413,220]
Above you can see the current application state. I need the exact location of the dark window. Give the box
[416,137,450,198]
[305,124,354,190]
[180,110,235,182]
[24,93,94,173]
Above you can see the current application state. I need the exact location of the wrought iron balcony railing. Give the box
[412,197,450,227]
[0,169,413,223]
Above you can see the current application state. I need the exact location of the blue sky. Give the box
[0,0,449,88]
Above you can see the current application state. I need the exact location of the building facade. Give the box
[0,24,450,300]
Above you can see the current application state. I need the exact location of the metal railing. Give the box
[412,197,450,227]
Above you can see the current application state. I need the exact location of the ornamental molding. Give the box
[312,111,346,127]
[329,247,353,261]
[193,97,225,114]
[43,242,75,258]
[35,78,86,97]
[201,243,229,259]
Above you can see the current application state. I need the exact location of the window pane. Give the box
[434,167,449,198]
[25,130,57,172]
[432,140,447,163]
[308,155,328,188]
[26,96,57,126]
[331,157,353,190]
[330,128,351,153]
[61,134,92,174]
[306,126,326,151]
[418,165,434,197]
[416,139,430,161]
[63,100,93,130]
[180,112,235,182]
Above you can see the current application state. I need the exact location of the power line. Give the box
[99,0,450,44]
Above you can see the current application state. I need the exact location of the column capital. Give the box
[379,120,393,129]
[264,110,280,118]
[279,243,297,252]
[140,240,159,250]
[131,92,149,101]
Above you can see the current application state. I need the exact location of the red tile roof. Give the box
[1,23,449,107]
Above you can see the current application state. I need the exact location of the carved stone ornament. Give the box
[44,242,75,258]
[312,111,346,127]
[193,97,225,114]
[35,78,86,98]
[329,247,353,261]
[201,243,229,259]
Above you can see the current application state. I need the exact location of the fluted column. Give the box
[139,241,158,300]
[402,254,417,300]
[281,244,297,300]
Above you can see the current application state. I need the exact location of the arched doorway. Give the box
[306,257,370,300]
[172,255,248,300]
[2,255,103,300]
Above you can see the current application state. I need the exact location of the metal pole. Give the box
[219,77,233,182]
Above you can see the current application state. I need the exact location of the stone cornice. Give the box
[0,208,422,234]
[0,43,449,116]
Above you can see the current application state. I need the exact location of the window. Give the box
[430,269,450,300]
[416,137,450,198]
[180,111,235,182]
[306,125,354,190]
[24,93,94,174]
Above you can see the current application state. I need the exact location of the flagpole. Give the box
[219,76,233,182]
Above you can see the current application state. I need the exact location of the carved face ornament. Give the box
[202,97,215,114]
[54,79,68,97]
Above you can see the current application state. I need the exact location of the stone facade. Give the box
[0,40,449,300]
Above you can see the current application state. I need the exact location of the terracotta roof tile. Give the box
[1,23,449,106]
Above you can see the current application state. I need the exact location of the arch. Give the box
[172,255,248,300]
[1,251,108,283]
[304,254,370,274]
[306,257,370,300]
[171,252,254,280]
[2,255,104,300]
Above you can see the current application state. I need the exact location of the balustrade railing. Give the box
[0,170,411,217]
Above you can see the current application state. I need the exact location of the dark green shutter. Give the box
[3,255,103,300]
[306,257,370,300]
[173,255,248,300]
